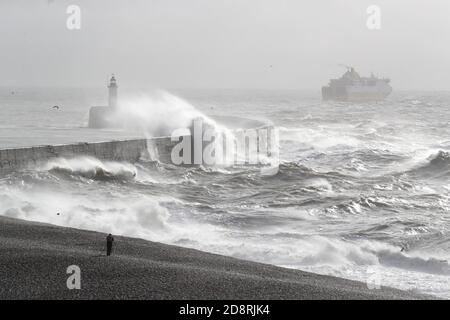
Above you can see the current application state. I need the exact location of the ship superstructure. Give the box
[322,67,392,101]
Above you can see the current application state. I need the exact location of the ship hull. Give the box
[322,90,391,102]
[322,82,392,102]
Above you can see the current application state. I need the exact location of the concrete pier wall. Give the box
[0,124,275,173]
[0,139,148,173]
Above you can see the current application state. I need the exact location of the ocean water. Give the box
[1,87,450,298]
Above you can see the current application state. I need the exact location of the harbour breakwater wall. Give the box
[0,139,150,173]
[0,124,275,173]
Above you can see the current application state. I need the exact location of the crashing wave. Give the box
[408,150,450,178]
[43,157,138,181]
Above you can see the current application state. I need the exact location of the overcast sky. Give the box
[0,0,449,90]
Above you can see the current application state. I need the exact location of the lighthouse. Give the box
[108,74,118,108]
[88,74,119,128]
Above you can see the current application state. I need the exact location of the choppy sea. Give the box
[1,87,450,298]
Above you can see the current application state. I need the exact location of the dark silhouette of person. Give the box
[106,234,114,256]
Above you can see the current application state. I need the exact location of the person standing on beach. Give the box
[106,234,114,256]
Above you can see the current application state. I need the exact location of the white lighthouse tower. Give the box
[88,74,120,128]
[108,74,118,108]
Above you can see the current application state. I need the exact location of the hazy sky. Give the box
[0,0,449,90]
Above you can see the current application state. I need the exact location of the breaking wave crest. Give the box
[378,250,450,276]
[43,157,138,181]
[407,150,450,178]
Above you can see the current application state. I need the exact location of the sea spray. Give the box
[113,91,249,167]
[0,177,172,240]
[114,90,223,138]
